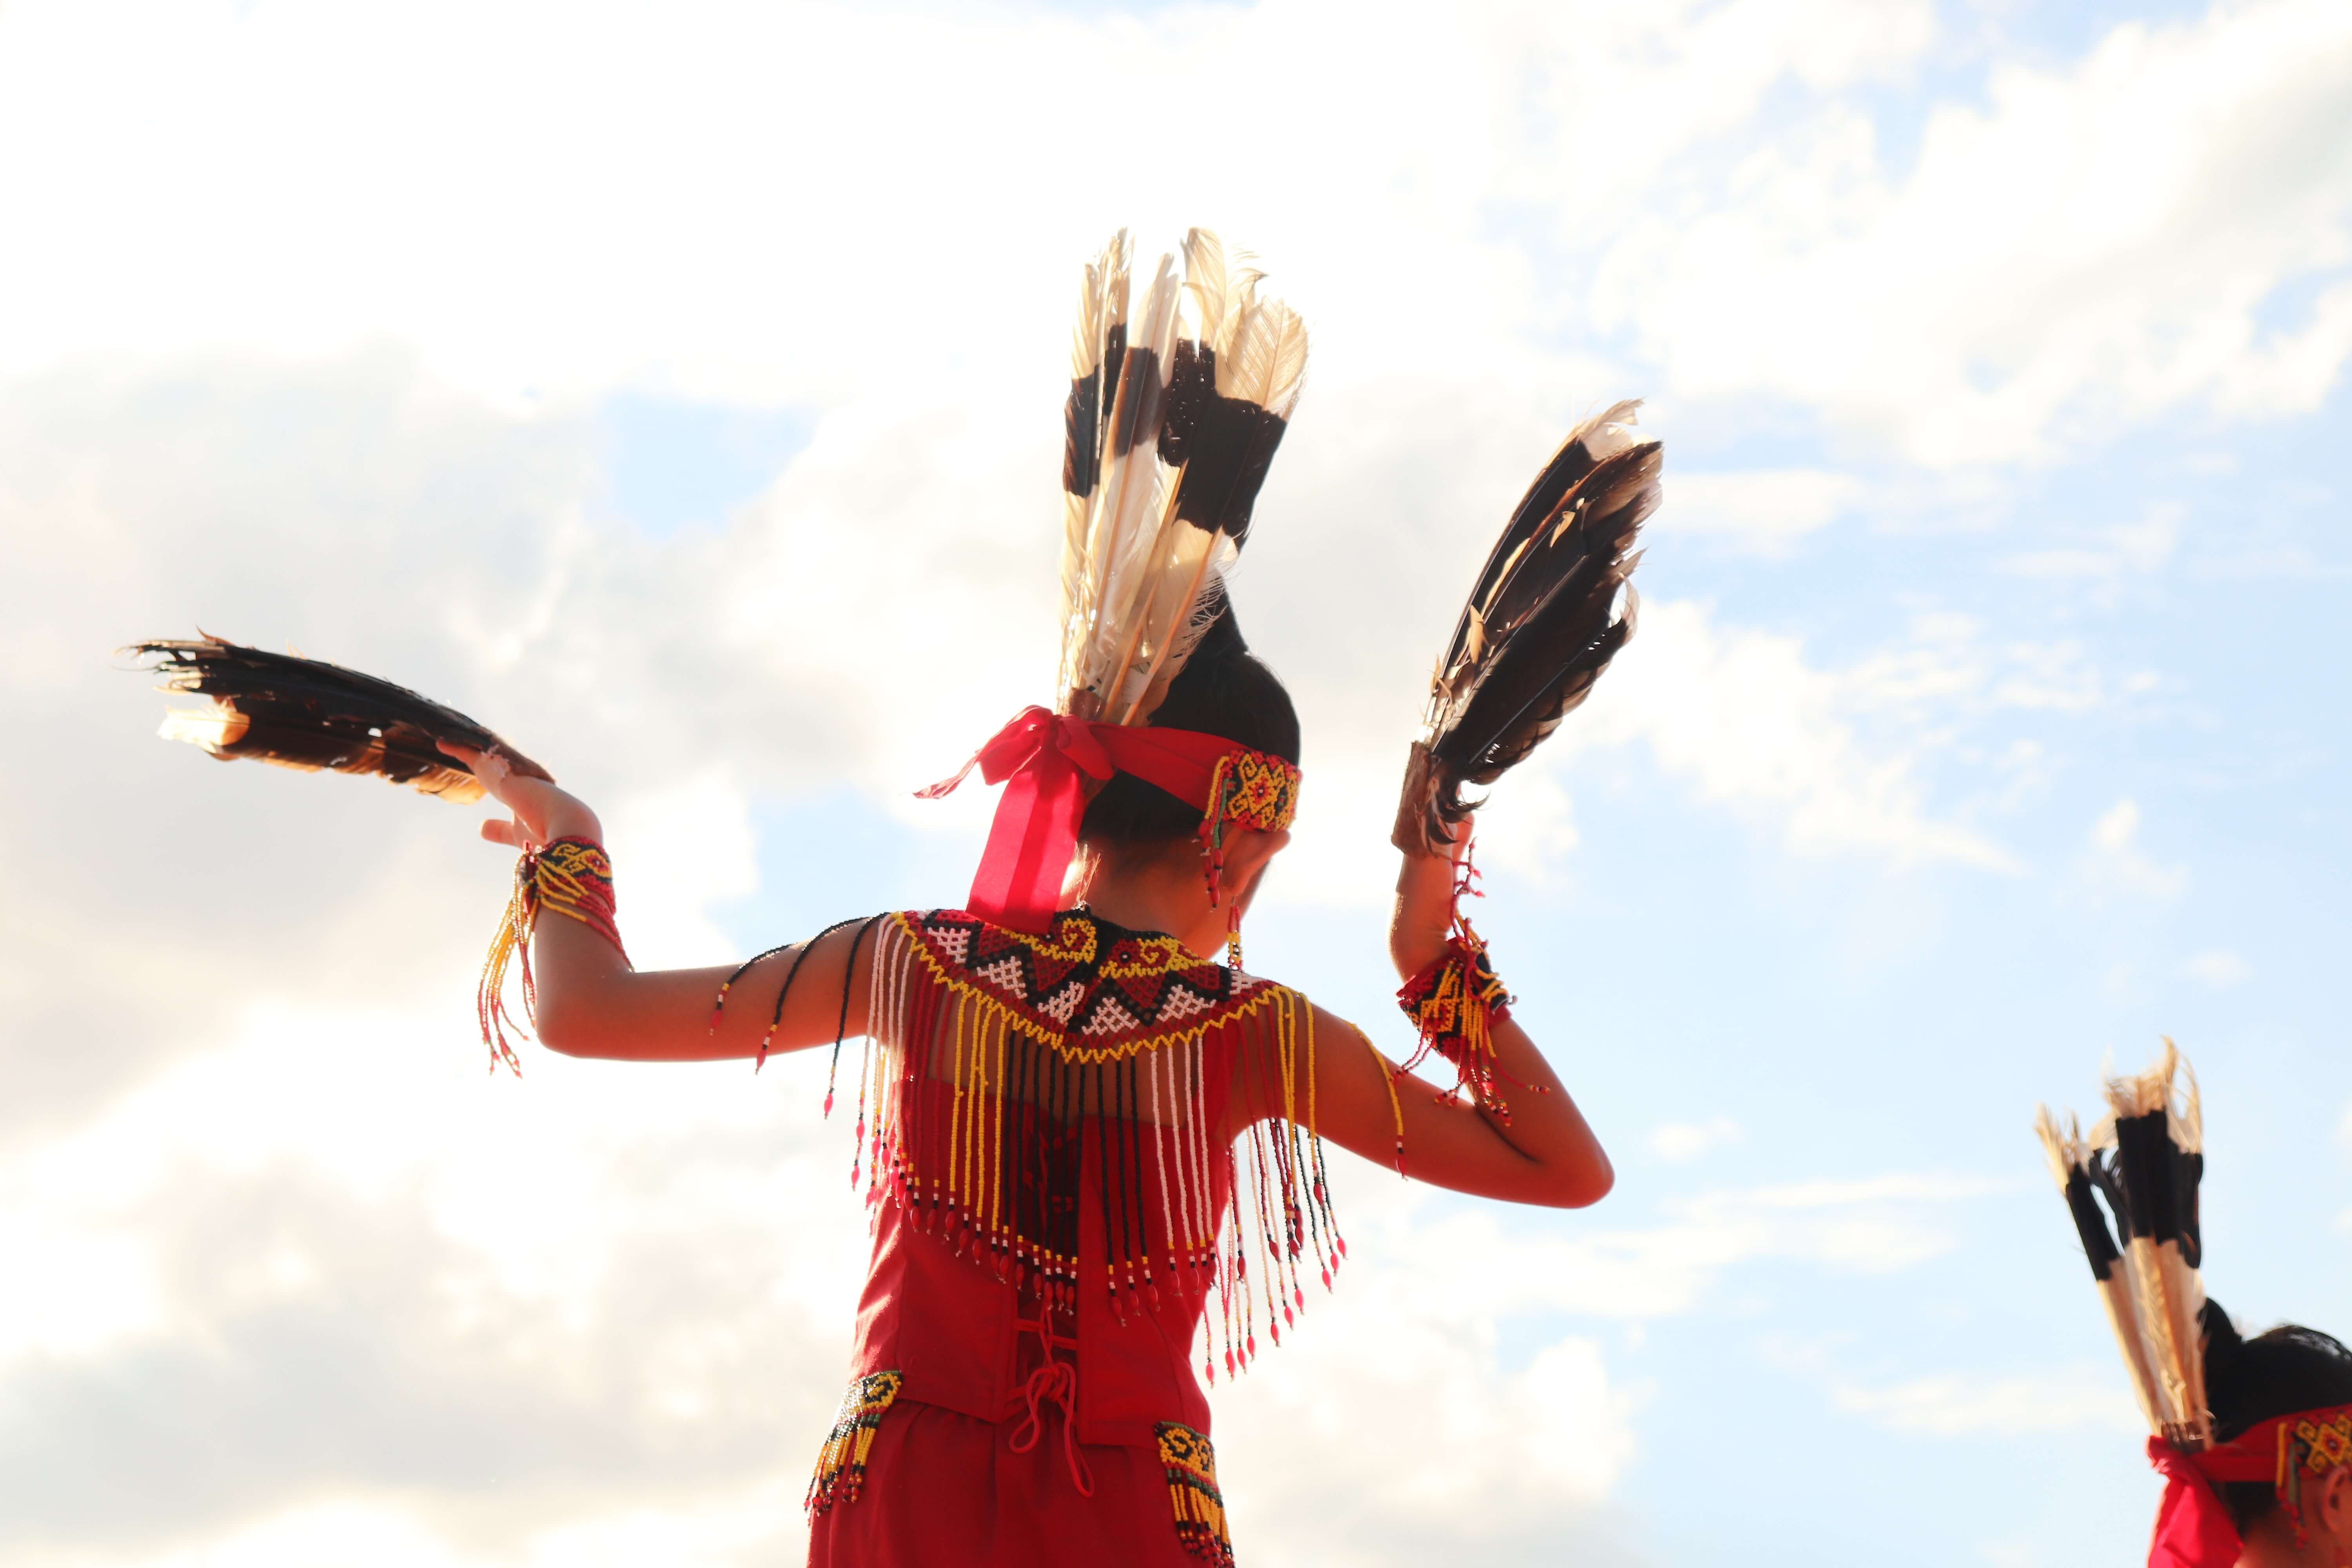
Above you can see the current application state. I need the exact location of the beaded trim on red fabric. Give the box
[852,908,1348,1384]
[898,908,1282,1061]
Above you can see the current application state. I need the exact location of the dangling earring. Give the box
[1224,902,1244,971]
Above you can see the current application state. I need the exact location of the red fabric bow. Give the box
[917,706,1258,933]
[2148,1437,2258,1568]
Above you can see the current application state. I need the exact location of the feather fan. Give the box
[1393,401,1661,855]
[129,635,549,802]
[1056,228,1308,724]
[2035,1040,2211,1450]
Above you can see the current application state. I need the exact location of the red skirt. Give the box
[806,1398,1218,1568]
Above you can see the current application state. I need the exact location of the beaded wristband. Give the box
[1392,842,1529,1122]
[1396,929,1514,1118]
[477,835,628,1073]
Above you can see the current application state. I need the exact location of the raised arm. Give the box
[446,743,873,1063]
[1279,824,1613,1209]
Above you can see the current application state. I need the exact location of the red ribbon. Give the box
[2147,1437,2256,1568]
[2141,1404,2352,1568]
[917,705,1256,934]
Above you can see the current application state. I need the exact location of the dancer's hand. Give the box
[437,741,603,850]
[1388,812,1470,980]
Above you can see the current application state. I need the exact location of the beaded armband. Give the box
[476,835,628,1073]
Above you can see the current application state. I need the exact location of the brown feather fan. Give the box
[128,635,550,802]
[1394,401,1661,855]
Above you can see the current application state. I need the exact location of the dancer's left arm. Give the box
[1262,827,1615,1210]
[443,744,871,1062]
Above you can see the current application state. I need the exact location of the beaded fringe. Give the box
[805,1370,904,1517]
[858,915,1348,1387]
[475,837,627,1074]
[1394,843,1526,1123]
[1155,1422,1234,1567]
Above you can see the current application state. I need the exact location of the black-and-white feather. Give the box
[1056,228,1307,725]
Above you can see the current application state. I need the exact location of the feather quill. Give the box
[129,635,548,802]
[1394,402,1660,855]
[1057,232,1131,707]
[1053,228,1308,725]
[1080,253,1180,711]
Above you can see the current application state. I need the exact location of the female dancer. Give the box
[136,230,1626,1566]
[444,608,1612,1567]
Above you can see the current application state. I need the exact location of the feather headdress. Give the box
[128,635,548,802]
[2034,1039,2210,1448]
[1056,228,1307,725]
[1393,401,1659,856]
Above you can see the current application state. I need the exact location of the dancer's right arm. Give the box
[444,744,872,1063]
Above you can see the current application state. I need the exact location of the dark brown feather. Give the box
[1156,342,1289,547]
[127,635,550,802]
[1398,405,1660,854]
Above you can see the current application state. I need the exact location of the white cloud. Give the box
[2087,797,2187,898]
[5,0,2337,472]
[2185,949,2252,987]
[1648,1116,1744,1163]
[35,1485,810,1568]
[1831,1368,2142,1437]
[1598,0,2352,464]
[1657,468,1864,554]
[2003,505,2181,580]
[1212,1161,1998,1560]
[1569,599,2022,870]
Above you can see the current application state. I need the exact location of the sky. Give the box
[1,0,2348,1563]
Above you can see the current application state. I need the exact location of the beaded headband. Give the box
[920,706,1299,941]
[2148,1402,2352,1564]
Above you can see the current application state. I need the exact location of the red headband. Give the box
[2147,1405,2352,1566]
[918,706,1300,935]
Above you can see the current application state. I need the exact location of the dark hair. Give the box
[2203,1299,2352,1533]
[1078,606,1301,846]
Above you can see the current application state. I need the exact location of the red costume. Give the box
[799,907,1348,1567]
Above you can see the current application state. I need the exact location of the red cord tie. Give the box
[1007,1360,1094,1497]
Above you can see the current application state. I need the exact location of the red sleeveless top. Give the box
[801,909,1352,1566]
